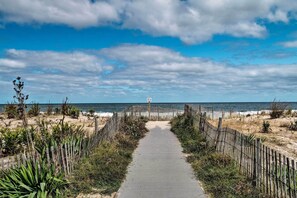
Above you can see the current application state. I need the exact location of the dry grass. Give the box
[0,113,109,135]
[209,114,297,158]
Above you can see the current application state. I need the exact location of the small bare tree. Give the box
[13,77,29,127]
[13,77,34,151]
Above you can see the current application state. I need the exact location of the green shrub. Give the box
[0,128,30,156]
[69,106,80,119]
[120,117,148,140]
[51,122,84,143]
[4,103,17,119]
[28,103,40,117]
[88,109,95,116]
[0,160,67,197]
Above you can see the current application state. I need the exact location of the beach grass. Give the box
[65,116,148,197]
[171,115,268,198]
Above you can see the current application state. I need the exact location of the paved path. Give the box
[118,121,206,198]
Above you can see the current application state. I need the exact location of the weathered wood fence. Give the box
[125,105,183,120]
[0,105,181,174]
[0,112,122,174]
[185,104,297,198]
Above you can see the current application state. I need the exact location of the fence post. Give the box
[215,117,222,151]
[184,104,189,117]
[202,112,206,133]
[252,139,259,187]
[287,157,292,198]
[60,144,66,173]
[94,117,98,133]
[292,159,296,197]
[212,107,214,120]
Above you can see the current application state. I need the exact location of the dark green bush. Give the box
[262,121,270,133]
[88,109,95,116]
[69,106,80,119]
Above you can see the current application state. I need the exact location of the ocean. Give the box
[0,102,296,113]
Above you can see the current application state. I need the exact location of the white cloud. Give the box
[5,49,111,73]
[0,58,26,68]
[0,0,297,43]
[99,44,297,94]
[0,0,119,28]
[279,40,297,47]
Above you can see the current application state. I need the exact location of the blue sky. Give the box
[1,0,297,103]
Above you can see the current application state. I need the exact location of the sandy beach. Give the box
[0,113,109,135]
[209,112,297,158]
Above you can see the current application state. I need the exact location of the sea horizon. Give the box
[1,101,296,113]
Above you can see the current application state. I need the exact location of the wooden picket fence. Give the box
[0,112,122,174]
[0,105,181,174]
[125,105,183,120]
[184,104,297,198]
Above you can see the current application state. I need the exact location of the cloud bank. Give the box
[0,0,297,43]
[1,44,297,102]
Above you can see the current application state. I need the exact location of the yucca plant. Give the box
[0,160,67,198]
[262,121,271,133]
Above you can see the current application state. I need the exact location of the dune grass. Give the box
[66,116,148,197]
[171,115,268,198]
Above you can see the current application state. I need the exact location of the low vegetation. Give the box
[4,103,18,119]
[0,160,67,197]
[46,104,53,115]
[171,115,266,198]
[270,99,287,119]
[69,106,80,119]
[262,121,271,133]
[0,117,85,157]
[0,128,31,156]
[66,116,148,196]
[289,121,297,131]
[28,103,40,117]
[88,109,95,117]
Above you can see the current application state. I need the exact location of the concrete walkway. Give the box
[118,121,206,198]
